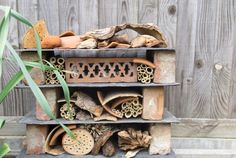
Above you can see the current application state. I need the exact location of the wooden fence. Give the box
[1,0,236,157]
[0,0,236,120]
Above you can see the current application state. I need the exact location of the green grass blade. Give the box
[0,119,5,129]
[5,41,74,139]
[0,67,32,103]
[44,61,70,107]
[0,6,10,78]
[0,143,10,158]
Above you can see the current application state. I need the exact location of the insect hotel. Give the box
[16,20,179,158]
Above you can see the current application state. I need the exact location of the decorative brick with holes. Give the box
[65,58,138,83]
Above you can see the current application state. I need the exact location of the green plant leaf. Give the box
[0,6,10,78]
[0,119,5,129]
[0,67,32,103]
[10,9,43,70]
[0,143,10,158]
[5,41,75,139]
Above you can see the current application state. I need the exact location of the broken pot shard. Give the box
[77,38,97,49]
[97,90,142,106]
[110,97,136,109]
[97,91,142,118]
[60,36,81,48]
[41,36,61,49]
[73,91,103,117]
[133,58,156,69]
[59,31,76,37]
[44,126,63,155]
[49,125,77,146]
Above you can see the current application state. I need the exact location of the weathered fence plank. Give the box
[0,0,236,120]
[58,0,79,34]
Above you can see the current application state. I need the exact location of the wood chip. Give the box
[94,113,118,121]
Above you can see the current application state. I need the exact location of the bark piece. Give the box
[118,128,152,151]
[36,88,59,120]
[91,130,117,155]
[23,20,49,48]
[72,91,103,117]
[149,124,171,155]
[26,125,48,155]
[77,38,97,49]
[131,35,146,48]
[76,110,92,120]
[110,34,129,44]
[60,36,81,48]
[97,40,109,48]
[142,87,164,120]
[154,51,176,83]
[49,125,77,146]
[116,43,131,48]
[41,36,61,48]
[82,23,167,47]
[80,124,112,142]
[94,113,118,121]
[125,148,143,158]
[62,128,94,156]
[102,140,116,157]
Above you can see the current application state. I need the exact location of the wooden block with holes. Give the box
[26,125,49,154]
[142,87,164,120]
[36,88,59,121]
[65,58,137,83]
[153,51,176,83]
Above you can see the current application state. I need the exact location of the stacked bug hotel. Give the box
[18,20,178,158]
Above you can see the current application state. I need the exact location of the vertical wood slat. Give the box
[78,0,99,34]
[0,0,236,119]
[17,0,39,115]
[170,0,198,117]
[157,0,177,114]
[38,0,60,35]
[229,1,236,118]
[98,0,118,28]
[0,0,22,116]
[117,0,138,38]
[58,0,79,34]
[138,0,158,24]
